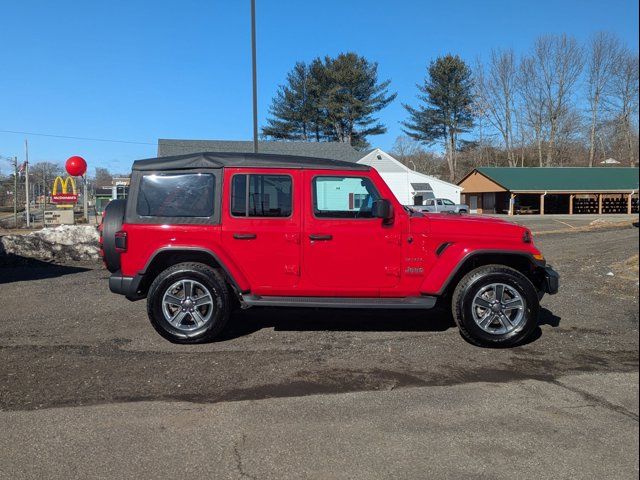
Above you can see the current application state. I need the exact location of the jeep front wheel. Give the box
[452,265,539,347]
[147,262,230,343]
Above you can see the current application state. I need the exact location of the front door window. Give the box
[312,176,380,218]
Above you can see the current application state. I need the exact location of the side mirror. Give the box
[373,199,394,223]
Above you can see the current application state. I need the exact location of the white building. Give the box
[357,148,461,205]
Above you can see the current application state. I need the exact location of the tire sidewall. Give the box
[102,199,126,273]
[148,266,228,342]
[458,270,539,346]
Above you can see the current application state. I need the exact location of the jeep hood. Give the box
[410,213,528,239]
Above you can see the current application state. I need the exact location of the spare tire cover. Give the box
[102,199,126,273]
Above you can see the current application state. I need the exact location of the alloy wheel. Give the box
[471,283,526,335]
[161,279,215,331]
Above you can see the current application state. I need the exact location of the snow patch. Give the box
[0,225,100,263]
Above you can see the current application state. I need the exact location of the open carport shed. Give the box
[458,167,639,215]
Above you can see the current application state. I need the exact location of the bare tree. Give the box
[518,56,547,166]
[531,34,584,165]
[555,108,584,165]
[30,162,63,205]
[586,32,621,166]
[609,48,639,165]
[95,167,113,187]
[391,136,444,176]
[471,66,492,167]
[391,136,423,162]
[476,50,518,166]
[514,110,529,167]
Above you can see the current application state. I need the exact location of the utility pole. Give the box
[83,174,88,222]
[13,156,18,228]
[24,139,30,228]
[42,166,46,228]
[251,0,258,154]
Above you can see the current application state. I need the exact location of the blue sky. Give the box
[1,0,638,174]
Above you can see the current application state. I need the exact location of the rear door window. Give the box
[136,173,215,217]
[231,174,293,217]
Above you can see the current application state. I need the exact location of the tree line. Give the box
[262,32,639,181]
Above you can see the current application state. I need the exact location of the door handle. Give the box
[233,233,257,240]
[309,234,333,241]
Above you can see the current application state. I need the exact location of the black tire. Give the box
[101,199,126,273]
[458,209,468,214]
[146,262,230,344]
[452,265,539,347]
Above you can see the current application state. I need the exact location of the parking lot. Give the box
[1,226,638,479]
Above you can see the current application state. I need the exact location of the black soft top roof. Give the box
[132,152,370,171]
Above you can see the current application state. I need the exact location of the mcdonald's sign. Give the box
[52,176,78,205]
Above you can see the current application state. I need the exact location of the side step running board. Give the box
[241,295,437,309]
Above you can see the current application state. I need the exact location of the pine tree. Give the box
[262,62,323,141]
[320,53,396,147]
[402,54,475,181]
[263,53,396,148]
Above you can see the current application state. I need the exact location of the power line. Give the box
[0,129,156,146]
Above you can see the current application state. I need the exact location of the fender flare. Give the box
[142,246,251,293]
[422,248,540,296]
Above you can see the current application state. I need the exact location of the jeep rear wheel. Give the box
[147,262,230,343]
[452,265,539,347]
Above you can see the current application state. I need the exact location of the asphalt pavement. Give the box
[0,226,638,479]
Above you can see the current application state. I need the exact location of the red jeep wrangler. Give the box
[101,152,559,347]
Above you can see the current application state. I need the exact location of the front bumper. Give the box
[539,265,560,295]
[109,271,144,300]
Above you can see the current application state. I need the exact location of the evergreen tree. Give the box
[262,62,324,141]
[402,54,475,181]
[263,53,396,148]
[320,53,396,147]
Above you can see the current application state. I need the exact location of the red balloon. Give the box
[65,156,87,177]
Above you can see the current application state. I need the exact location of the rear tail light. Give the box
[114,231,127,252]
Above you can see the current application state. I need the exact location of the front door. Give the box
[302,172,402,296]
[221,168,301,295]
[469,195,479,213]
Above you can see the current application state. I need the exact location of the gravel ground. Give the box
[0,226,638,479]
[0,227,637,410]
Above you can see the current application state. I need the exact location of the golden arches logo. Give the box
[52,176,77,196]
[52,176,78,206]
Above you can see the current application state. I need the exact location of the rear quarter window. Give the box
[136,173,215,217]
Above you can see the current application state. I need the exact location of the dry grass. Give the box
[610,254,639,283]
[535,219,637,236]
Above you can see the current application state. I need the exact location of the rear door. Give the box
[221,168,301,294]
[301,172,402,295]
